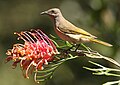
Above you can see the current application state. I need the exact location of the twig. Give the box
[84,61,120,76]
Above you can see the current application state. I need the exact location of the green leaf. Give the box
[65,41,73,47]
[103,80,120,85]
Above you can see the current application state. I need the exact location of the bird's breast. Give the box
[54,27,70,41]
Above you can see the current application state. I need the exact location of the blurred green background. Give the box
[0,0,120,85]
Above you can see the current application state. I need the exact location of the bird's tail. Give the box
[90,38,113,47]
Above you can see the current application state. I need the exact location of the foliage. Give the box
[84,61,120,85]
[34,35,120,84]
[0,0,120,85]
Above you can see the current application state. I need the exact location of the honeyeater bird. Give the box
[41,8,112,47]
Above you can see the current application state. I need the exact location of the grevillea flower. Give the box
[6,29,58,79]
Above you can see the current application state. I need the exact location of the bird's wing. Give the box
[58,19,97,38]
[71,27,97,38]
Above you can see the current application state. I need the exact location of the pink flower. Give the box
[6,29,58,79]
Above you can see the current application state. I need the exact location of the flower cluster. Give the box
[6,29,58,79]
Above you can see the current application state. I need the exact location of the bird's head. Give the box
[41,8,62,18]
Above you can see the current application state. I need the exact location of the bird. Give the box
[40,8,112,47]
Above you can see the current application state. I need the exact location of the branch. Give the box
[103,80,120,85]
[84,61,120,76]
[65,48,120,68]
[84,61,120,85]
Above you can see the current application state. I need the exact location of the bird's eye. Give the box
[51,10,55,13]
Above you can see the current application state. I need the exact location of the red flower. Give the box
[6,29,58,79]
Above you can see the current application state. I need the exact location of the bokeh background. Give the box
[0,0,120,85]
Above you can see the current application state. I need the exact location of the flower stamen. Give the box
[6,29,58,80]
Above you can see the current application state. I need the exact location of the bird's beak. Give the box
[40,11,48,15]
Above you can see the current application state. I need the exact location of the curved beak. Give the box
[40,11,48,15]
